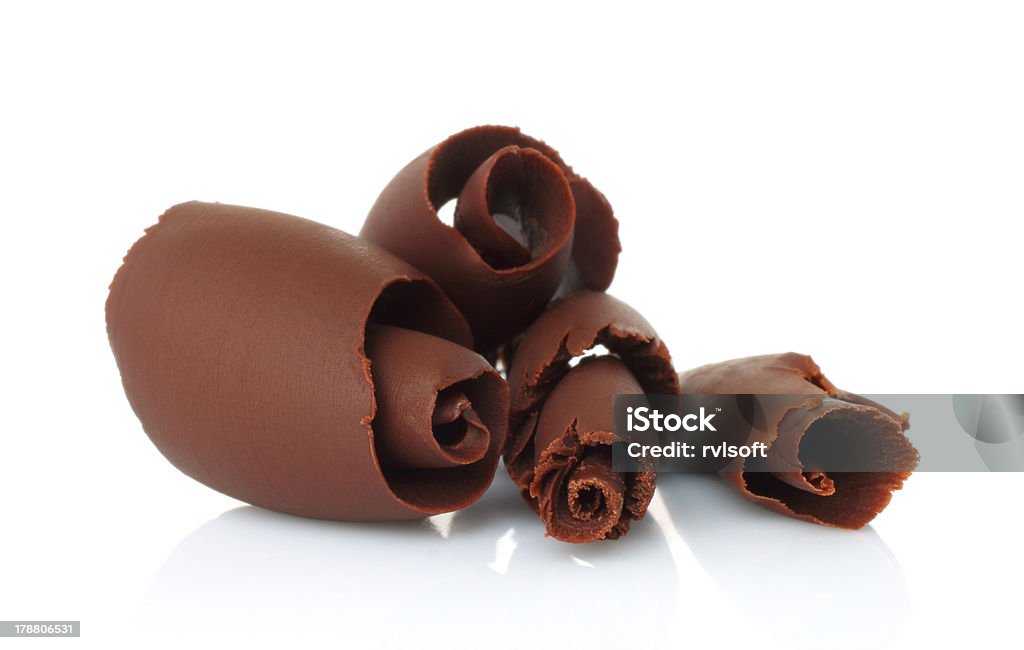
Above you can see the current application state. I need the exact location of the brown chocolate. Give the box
[531,357,656,542]
[360,125,620,355]
[107,202,507,521]
[506,291,678,542]
[678,353,919,529]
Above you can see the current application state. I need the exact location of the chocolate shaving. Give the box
[360,125,620,356]
[506,291,678,542]
[678,353,920,529]
[106,202,507,521]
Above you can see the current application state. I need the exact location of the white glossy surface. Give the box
[136,474,913,649]
[122,473,1023,649]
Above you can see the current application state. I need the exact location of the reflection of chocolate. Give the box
[360,125,620,356]
[506,292,678,542]
[107,202,507,521]
[678,353,919,529]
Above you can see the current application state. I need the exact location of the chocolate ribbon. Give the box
[106,202,507,521]
[505,291,679,542]
[360,125,620,356]
[678,353,920,529]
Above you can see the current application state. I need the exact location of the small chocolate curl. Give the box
[531,357,656,542]
[106,202,507,521]
[506,292,678,542]
[678,353,920,529]
[360,125,620,356]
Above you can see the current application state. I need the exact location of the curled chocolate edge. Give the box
[506,291,679,542]
[106,201,507,521]
[678,353,920,529]
[360,125,621,356]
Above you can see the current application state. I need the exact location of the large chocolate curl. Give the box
[506,292,679,542]
[678,353,919,529]
[107,202,507,521]
[360,125,620,356]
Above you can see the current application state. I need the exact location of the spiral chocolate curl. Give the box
[360,125,620,356]
[678,353,920,529]
[530,357,655,542]
[106,202,507,521]
[505,292,679,542]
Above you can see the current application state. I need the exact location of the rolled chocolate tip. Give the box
[360,125,620,355]
[678,353,920,529]
[505,291,678,542]
[365,324,501,474]
[107,201,507,521]
[531,357,656,542]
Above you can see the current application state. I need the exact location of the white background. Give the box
[2,2,1022,649]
